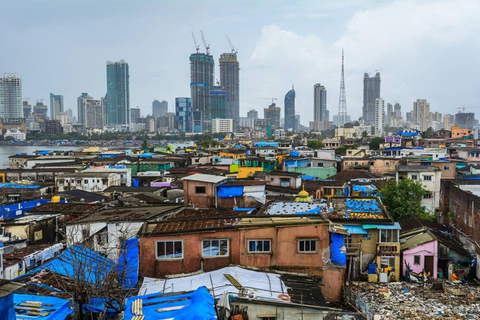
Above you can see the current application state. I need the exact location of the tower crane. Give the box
[226,35,237,54]
[457,106,480,113]
[191,31,200,53]
[259,97,278,104]
[200,30,210,55]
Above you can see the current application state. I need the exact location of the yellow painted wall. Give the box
[237,167,263,178]
[219,152,246,159]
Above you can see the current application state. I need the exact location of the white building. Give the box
[55,172,121,192]
[374,97,385,136]
[0,73,22,118]
[3,128,26,141]
[396,165,442,213]
[212,118,233,133]
[84,99,104,130]
[84,166,132,186]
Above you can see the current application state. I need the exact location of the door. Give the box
[424,255,434,276]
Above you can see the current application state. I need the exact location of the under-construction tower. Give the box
[190,31,215,132]
[337,50,348,126]
[219,37,240,129]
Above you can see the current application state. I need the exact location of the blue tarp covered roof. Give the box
[255,141,278,148]
[0,183,40,189]
[363,222,401,230]
[0,199,52,221]
[343,225,368,235]
[118,238,139,289]
[217,186,244,198]
[352,184,377,192]
[14,294,73,320]
[301,175,315,180]
[122,286,216,320]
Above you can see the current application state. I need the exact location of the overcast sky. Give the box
[1,0,479,125]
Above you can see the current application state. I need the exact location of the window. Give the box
[444,166,450,171]
[298,239,317,253]
[363,230,372,240]
[76,179,81,185]
[34,230,43,241]
[156,240,183,259]
[385,162,390,166]
[84,179,88,184]
[423,175,432,181]
[423,193,432,199]
[202,239,229,257]
[411,175,418,180]
[380,256,395,269]
[414,255,421,265]
[344,234,353,248]
[248,240,271,253]
[317,162,324,167]
[379,229,399,243]
[195,186,206,194]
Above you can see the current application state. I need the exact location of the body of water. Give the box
[0,145,79,167]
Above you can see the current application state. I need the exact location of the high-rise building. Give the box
[455,112,477,129]
[77,93,92,125]
[374,97,385,136]
[106,60,130,126]
[50,93,64,120]
[219,52,240,127]
[190,52,214,132]
[386,103,393,127]
[311,83,328,131]
[363,72,381,124]
[175,97,192,132]
[0,73,22,119]
[443,114,453,130]
[337,50,349,126]
[152,100,168,118]
[412,99,431,131]
[264,103,281,130]
[210,86,227,120]
[247,109,258,119]
[284,86,296,131]
[130,107,141,123]
[23,101,32,119]
[212,118,233,133]
[83,99,104,130]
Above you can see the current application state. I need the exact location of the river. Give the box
[0,145,79,168]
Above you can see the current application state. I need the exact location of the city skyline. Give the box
[0,0,478,125]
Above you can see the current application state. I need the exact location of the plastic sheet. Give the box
[14,294,73,320]
[118,238,139,289]
[123,286,216,320]
[217,186,244,198]
[0,292,14,320]
[331,233,347,265]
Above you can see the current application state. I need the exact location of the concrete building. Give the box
[55,172,122,192]
[84,99,104,130]
[49,93,64,120]
[211,118,233,133]
[413,99,431,131]
[0,73,22,119]
[374,97,385,136]
[130,107,141,123]
[455,111,477,129]
[284,87,296,131]
[363,72,381,125]
[190,52,214,132]
[209,85,227,120]
[105,60,130,126]
[175,97,192,132]
[247,109,258,119]
[77,92,92,126]
[311,83,328,131]
[219,52,240,127]
[45,120,63,135]
[264,103,281,130]
[152,99,168,118]
[3,128,26,141]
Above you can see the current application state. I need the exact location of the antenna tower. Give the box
[337,49,348,126]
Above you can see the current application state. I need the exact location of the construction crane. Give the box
[191,31,200,53]
[457,106,480,113]
[200,30,210,55]
[226,35,237,54]
[259,97,278,104]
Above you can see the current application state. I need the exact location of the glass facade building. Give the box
[0,73,22,119]
[175,97,192,132]
[284,88,296,131]
[106,60,130,126]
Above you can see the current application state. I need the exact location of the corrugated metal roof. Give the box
[181,173,227,184]
[343,225,368,235]
[363,222,401,230]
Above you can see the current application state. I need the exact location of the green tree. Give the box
[307,139,324,149]
[420,127,433,139]
[369,137,383,150]
[381,179,428,220]
[361,131,368,138]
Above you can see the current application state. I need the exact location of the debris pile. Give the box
[345,282,480,319]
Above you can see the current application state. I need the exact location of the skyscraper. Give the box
[284,86,296,131]
[50,93,64,120]
[130,107,141,123]
[264,103,281,130]
[210,86,228,120]
[374,97,385,136]
[363,72,381,124]
[105,60,130,126]
[247,109,258,119]
[386,103,393,127]
[77,93,92,125]
[84,99,104,130]
[190,52,214,132]
[0,73,22,119]
[152,100,168,118]
[412,99,431,131]
[219,52,240,127]
[175,97,192,132]
[337,50,348,126]
[311,83,328,131]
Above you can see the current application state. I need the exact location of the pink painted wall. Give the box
[402,240,438,278]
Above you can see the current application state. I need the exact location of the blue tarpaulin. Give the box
[123,286,216,320]
[0,199,52,221]
[290,151,300,157]
[346,199,381,213]
[0,183,40,189]
[255,141,278,148]
[217,186,244,198]
[296,207,322,215]
[0,291,14,320]
[352,184,377,192]
[118,238,139,289]
[363,222,401,230]
[301,175,315,180]
[83,298,120,317]
[331,233,347,265]
[14,294,73,320]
